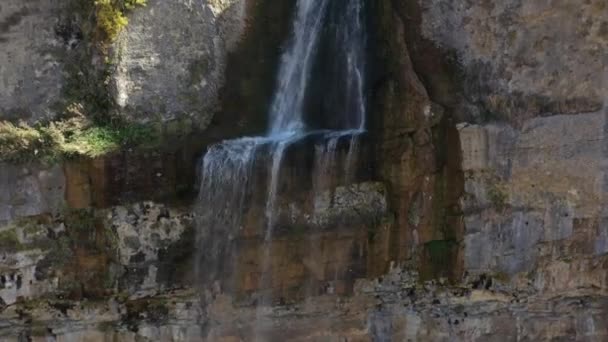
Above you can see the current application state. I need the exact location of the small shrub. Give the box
[94,0,147,42]
[64,123,157,157]
[64,126,120,157]
[0,121,63,163]
[124,0,147,10]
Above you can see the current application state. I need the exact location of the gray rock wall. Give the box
[0,164,65,224]
[420,0,608,122]
[422,0,608,296]
[111,0,248,124]
[404,0,608,339]
[413,0,608,294]
[458,108,608,292]
[0,0,66,122]
[0,0,249,125]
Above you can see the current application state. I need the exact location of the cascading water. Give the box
[196,137,266,292]
[195,0,368,329]
[268,0,330,135]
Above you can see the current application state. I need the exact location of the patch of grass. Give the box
[0,121,64,164]
[63,123,157,157]
[65,126,121,156]
[0,116,160,163]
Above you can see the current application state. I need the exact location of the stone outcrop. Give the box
[111,0,248,124]
[417,0,608,124]
[397,0,608,339]
[0,0,267,126]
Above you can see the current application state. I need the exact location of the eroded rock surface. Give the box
[0,0,260,125]
[111,0,248,124]
[458,108,608,294]
[0,1,67,122]
[419,0,608,123]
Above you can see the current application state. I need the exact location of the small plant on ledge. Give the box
[0,113,159,164]
[94,0,147,42]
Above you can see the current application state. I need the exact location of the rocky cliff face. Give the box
[111,0,248,124]
[0,0,261,126]
[0,0,607,341]
[419,0,607,123]
[393,0,608,339]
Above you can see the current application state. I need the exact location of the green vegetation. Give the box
[0,229,24,252]
[95,0,147,42]
[0,116,159,164]
[64,123,157,156]
[487,182,508,210]
[0,121,64,164]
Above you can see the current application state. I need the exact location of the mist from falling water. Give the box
[196,137,267,294]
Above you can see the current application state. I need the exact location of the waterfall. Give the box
[196,137,265,289]
[195,0,368,321]
[268,0,330,135]
[336,0,367,131]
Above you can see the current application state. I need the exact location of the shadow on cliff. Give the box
[366,0,465,282]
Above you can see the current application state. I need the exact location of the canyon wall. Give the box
[0,0,606,341]
[413,0,608,308]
